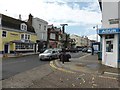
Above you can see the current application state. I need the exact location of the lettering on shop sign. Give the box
[102,29,117,34]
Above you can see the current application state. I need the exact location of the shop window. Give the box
[2,31,7,37]
[119,34,120,60]
[105,34,114,39]
[106,40,113,52]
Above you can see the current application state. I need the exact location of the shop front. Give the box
[98,28,120,68]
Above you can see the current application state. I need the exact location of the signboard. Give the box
[98,28,120,34]
[109,19,119,24]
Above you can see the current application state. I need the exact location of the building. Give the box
[70,34,90,47]
[47,25,62,48]
[0,14,37,55]
[32,17,48,52]
[98,1,120,68]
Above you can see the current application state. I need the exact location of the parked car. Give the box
[82,48,88,52]
[39,49,59,60]
[87,47,92,53]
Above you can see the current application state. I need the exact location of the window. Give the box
[21,23,27,31]
[21,34,24,39]
[2,31,7,37]
[28,35,30,40]
[106,40,113,52]
[39,24,41,29]
[50,33,55,40]
[44,26,46,30]
[105,34,114,39]
[25,34,27,40]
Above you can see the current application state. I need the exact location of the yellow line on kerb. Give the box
[50,61,76,74]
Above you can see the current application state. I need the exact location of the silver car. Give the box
[39,49,59,60]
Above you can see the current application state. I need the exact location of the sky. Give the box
[0,0,102,41]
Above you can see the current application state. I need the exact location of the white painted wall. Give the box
[102,1,119,28]
[32,18,48,41]
[102,34,118,68]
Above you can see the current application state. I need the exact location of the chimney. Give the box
[19,14,22,20]
[27,13,33,25]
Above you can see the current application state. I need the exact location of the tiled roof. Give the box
[1,14,35,33]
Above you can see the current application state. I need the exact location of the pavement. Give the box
[2,53,120,88]
[50,53,120,78]
[1,52,39,58]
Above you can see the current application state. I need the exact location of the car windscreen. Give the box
[43,50,52,53]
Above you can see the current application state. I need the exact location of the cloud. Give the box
[0,0,101,26]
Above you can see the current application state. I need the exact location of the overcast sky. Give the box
[0,0,102,41]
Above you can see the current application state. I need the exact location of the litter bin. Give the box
[98,51,102,60]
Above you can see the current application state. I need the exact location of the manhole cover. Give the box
[75,63,86,67]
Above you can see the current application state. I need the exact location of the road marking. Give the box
[98,75,117,80]
[104,72,120,76]
[50,61,76,74]
[79,54,91,59]
[3,60,26,65]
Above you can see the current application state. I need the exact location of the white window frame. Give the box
[50,33,55,40]
[2,31,7,37]
[21,34,25,40]
[21,23,27,31]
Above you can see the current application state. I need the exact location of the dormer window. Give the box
[21,23,27,31]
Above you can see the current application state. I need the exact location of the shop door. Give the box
[4,44,8,53]
[105,34,117,67]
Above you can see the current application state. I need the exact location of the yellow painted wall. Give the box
[1,29,37,51]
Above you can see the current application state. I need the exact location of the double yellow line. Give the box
[50,60,76,74]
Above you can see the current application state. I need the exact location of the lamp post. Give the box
[93,25,98,42]
[60,24,68,48]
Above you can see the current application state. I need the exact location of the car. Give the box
[39,49,59,60]
[87,48,92,53]
[82,48,88,52]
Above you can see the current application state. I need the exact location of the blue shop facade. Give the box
[98,28,120,68]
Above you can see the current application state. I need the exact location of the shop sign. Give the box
[109,19,119,24]
[98,28,120,34]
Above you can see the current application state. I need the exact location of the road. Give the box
[2,52,84,80]
[2,54,49,80]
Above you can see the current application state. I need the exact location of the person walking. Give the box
[91,46,94,55]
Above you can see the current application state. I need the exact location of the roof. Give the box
[1,14,35,33]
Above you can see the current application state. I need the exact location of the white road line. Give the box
[104,72,120,76]
[3,60,26,65]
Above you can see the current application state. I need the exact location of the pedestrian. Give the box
[61,48,66,64]
[91,46,94,55]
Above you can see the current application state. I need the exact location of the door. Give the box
[104,34,117,67]
[4,44,8,53]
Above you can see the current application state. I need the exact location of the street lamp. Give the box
[60,24,68,33]
[60,24,68,48]
[93,25,98,42]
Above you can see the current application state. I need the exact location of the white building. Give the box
[98,0,120,68]
[32,18,48,41]
[70,34,90,47]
